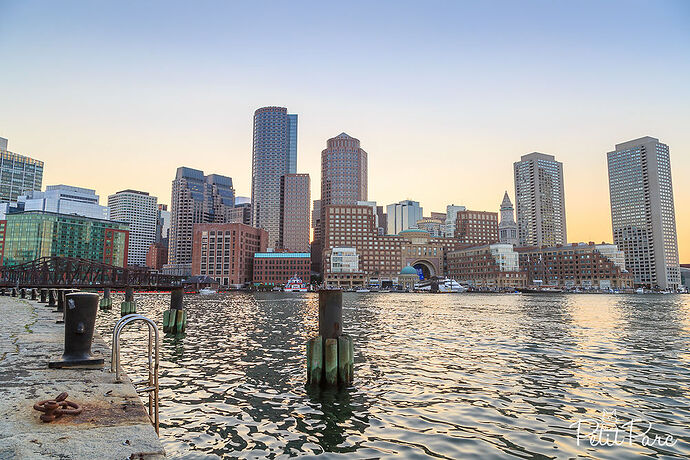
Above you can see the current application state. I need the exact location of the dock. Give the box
[0,295,165,459]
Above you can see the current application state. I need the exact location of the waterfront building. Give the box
[279,173,310,252]
[311,199,322,275]
[251,106,298,248]
[322,204,468,287]
[607,136,680,290]
[455,210,499,245]
[0,138,44,203]
[447,244,526,289]
[498,192,518,246]
[146,242,168,271]
[516,242,634,290]
[514,152,567,247]
[386,200,423,235]
[416,217,444,237]
[168,167,235,275]
[108,190,158,267]
[17,185,109,220]
[191,223,268,287]
[443,205,466,238]
[252,252,311,286]
[0,211,129,267]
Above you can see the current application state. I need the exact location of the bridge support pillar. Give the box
[120,287,136,317]
[99,287,112,310]
[306,289,353,387]
[163,287,186,333]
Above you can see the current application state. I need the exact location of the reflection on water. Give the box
[96,293,690,459]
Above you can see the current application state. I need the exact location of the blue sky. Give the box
[1,0,689,258]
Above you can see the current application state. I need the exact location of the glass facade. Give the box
[0,211,129,267]
[0,149,44,203]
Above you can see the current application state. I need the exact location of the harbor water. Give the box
[96,292,690,459]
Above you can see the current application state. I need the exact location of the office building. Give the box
[0,138,44,203]
[279,173,310,252]
[320,133,368,210]
[416,217,444,237]
[386,200,423,235]
[516,242,633,290]
[455,210,499,245]
[514,152,567,247]
[191,223,268,287]
[607,136,680,289]
[146,242,168,271]
[0,211,129,267]
[108,190,158,267]
[251,106,298,248]
[498,192,518,246]
[168,167,235,274]
[253,252,311,286]
[156,204,170,244]
[18,185,109,220]
[447,244,526,289]
[443,205,466,238]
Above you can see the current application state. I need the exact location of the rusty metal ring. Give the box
[58,400,82,415]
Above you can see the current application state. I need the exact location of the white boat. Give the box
[355,288,370,293]
[635,288,645,294]
[415,278,468,293]
[284,275,308,292]
[199,287,217,295]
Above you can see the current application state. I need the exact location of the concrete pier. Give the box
[0,296,165,459]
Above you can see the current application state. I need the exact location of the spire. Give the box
[500,191,513,209]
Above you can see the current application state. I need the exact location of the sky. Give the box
[1,0,689,261]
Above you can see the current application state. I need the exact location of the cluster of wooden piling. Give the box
[120,287,137,316]
[99,288,113,310]
[306,290,354,387]
[162,288,186,333]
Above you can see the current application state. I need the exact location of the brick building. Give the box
[146,242,168,270]
[455,210,499,245]
[447,243,526,289]
[252,252,311,286]
[322,204,468,287]
[516,242,634,290]
[191,223,268,287]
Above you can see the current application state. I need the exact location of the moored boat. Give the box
[284,275,308,292]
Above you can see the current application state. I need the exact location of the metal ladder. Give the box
[112,314,160,434]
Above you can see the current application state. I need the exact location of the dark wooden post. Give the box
[307,289,353,387]
[121,287,136,316]
[163,287,186,333]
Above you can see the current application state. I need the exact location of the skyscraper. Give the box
[320,133,368,211]
[386,200,423,235]
[514,152,566,247]
[279,173,310,252]
[168,167,235,273]
[607,136,680,290]
[108,190,158,267]
[0,138,44,203]
[251,106,298,248]
[498,192,518,246]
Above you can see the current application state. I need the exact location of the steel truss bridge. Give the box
[0,257,183,289]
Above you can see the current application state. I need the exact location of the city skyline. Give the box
[1,1,688,260]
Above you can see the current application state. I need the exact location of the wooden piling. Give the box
[308,336,323,386]
[338,335,353,385]
[163,287,186,333]
[324,338,338,386]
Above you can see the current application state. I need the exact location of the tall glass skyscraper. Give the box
[514,152,567,247]
[169,167,235,272]
[607,137,680,290]
[251,106,298,249]
[0,138,44,203]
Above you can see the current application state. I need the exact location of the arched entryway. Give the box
[412,260,435,280]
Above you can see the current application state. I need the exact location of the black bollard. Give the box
[48,292,104,368]
[31,288,37,300]
[40,289,47,303]
[11,288,17,297]
[318,289,343,339]
[48,289,57,308]
[20,288,26,299]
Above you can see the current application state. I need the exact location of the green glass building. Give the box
[0,211,129,267]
